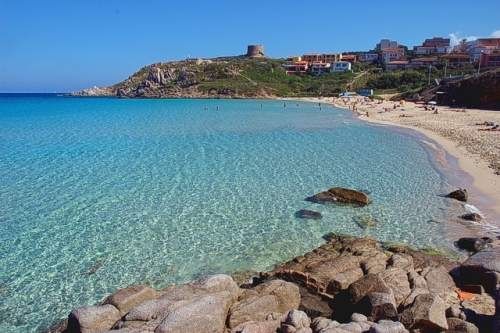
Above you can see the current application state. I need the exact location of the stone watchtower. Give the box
[246,45,265,58]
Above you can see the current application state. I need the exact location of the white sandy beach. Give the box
[286,96,500,223]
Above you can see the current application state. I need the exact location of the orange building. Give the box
[282,61,309,75]
[340,54,357,62]
[301,53,340,64]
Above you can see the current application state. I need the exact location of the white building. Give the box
[331,61,352,72]
[310,62,331,75]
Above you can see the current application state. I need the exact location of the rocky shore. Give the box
[48,233,499,333]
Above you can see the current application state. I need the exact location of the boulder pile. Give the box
[51,235,499,333]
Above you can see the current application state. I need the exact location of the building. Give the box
[301,53,340,64]
[385,60,409,70]
[414,37,451,55]
[331,61,352,72]
[423,37,451,48]
[310,62,331,75]
[246,45,265,58]
[357,88,374,96]
[376,39,399,50]
[440,53,471,67]
[381,48,406,63]
[465,38,500,62]
[358,53,379,63]
[409,57,439,68]
[480,49,500,68]
[340,54,357,63]
[282,61,309,75]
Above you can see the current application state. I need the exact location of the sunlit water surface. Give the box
[0,96,462,332]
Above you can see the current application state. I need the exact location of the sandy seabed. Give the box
[284,96,500,232]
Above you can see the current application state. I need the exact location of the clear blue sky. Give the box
[1,0,499,92]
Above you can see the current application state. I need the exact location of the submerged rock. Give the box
[295,209,322,220]
[445,189,468,202]
[353,215,378,229]
[306,187,371,206]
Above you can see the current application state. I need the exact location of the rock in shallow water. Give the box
[456,237,489,253]
[306,187,371,206]
[353,215,378,229]
[460,213,482,222]
[295,209,322,220]
[445,189,468,202]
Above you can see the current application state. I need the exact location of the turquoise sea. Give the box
[0,95,463,332]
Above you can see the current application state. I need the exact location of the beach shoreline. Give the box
[283,96,500,227]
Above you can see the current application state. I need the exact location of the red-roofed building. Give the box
[480,49,500,68]
[409,57,439,68]
[340,54,357,63]
[440,53,471,67]
[465,38,500,62]
[414,37,451,55]
[282,61,309,75]
[386,60,409,70]
[381,48,406,63]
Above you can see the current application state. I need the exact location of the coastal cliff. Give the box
[72,57,356,98]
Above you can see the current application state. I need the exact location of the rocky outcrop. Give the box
[455,246,500,293]
[228,279,299,329]
[72,86,114,97]
[67,304,121,333]
[55,235,498,333]
[456,237,491,253]
[72,58,285,99]
[104,285,157,316]
[445,189,468,202]
[400,293,448,331]
[154,292,233,333]
[306,187,371,206]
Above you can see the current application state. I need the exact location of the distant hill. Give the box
[73,57,357,98]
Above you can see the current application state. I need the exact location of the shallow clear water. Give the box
[0,96,458,332]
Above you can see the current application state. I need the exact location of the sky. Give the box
[1,0,499,93]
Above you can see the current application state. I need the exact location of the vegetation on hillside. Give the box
[78,56,483,99]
